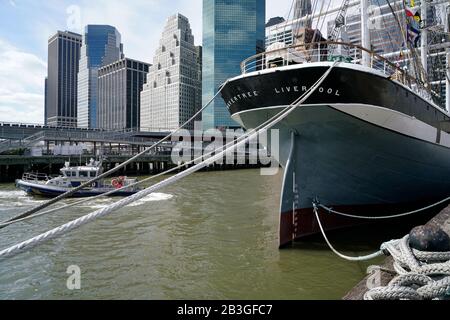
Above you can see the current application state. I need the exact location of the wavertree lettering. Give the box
[226,91,259,108]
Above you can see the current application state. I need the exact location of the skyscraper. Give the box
[46,31,82,127]
[293,0,312,20]
[202,0,266,130]
[140,14,202,132]
[77,25,124,128]
[97,58,150,130]
[44,77,48,126]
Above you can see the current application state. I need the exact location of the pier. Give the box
[0,121,269,182]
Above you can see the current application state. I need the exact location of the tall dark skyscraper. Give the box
[202,0,266,129]
[46,31,82,127]
[98,58,150,130]
[77,25,124,128]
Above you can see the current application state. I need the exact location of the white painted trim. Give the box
[231,104,450,149]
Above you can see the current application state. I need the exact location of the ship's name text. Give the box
[226,86,340,108]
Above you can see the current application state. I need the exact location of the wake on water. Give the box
[81,193,174,209]
[0,190,174,211]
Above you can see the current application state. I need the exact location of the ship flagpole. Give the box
[361,0,371,67]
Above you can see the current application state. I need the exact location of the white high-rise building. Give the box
[140,14,202,132]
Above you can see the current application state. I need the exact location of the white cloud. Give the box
[0,39,46,124]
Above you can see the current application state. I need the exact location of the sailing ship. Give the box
[16,159,141,198]
[220,0,450,246]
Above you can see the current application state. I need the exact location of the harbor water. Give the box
[0,169,390,300]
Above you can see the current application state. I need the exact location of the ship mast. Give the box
[421,0,428,75]
[445,4,450,112]
[361,0,371,67]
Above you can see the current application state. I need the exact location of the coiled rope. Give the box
[314,202,450,300]
[0,81,231,229]
[0,62,340,260]
[365,236,450,300]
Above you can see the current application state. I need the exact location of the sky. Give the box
[0,0,341,124]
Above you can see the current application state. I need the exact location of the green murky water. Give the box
[0,169,388,300]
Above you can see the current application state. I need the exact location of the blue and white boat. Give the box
[15,159,140,198]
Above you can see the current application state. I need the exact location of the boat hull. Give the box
[221,63,450,247]
[15,180,139,198]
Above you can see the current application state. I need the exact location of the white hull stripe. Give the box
[232,104,450,148]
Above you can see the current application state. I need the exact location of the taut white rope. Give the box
[0,63,339,260]
[1,81,230,228]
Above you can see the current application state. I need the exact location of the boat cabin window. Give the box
[89,171,97,178]
[65,171,76,177]
[79,171,89,178]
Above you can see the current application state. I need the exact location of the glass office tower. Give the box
[202,0,266,130]
[77,25,123,128]
[46,31,82,128]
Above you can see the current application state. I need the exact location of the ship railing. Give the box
[241,41,437,105]
[22,172,51,183]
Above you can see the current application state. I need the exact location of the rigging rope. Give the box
[0,81,230,229]
[0,62,340,260]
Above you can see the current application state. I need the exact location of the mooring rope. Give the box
[312,202,386,262]
[0,81,230,229]
[317,197,450,220]
[0,62,340,260]
[364,236,450,300]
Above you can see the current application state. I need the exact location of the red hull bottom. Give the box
[279,202,446,248]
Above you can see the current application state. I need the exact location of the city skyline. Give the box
[0,0,299,124]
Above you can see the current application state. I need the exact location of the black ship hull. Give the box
[221,62,450,247]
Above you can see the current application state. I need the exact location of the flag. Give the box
[404,0,422,48]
